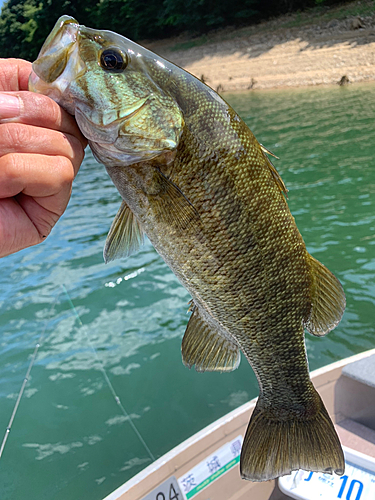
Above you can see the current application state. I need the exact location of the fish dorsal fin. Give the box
[260,143,279,159]
[182,306,240,372]
[260,145,288,196]
[104,201,144,263]
[150,170,200,231]
[304,255,346,337]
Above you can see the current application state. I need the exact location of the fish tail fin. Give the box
[240,392,345,481]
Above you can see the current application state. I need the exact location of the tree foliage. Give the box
[0,0,97,60]
[0,0,343,61]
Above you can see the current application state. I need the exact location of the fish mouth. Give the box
[32,16,79,83]
[29,16,86,105]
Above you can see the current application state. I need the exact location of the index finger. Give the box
[2,91,87,149]
[0,58,32,91]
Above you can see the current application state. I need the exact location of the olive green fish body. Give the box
[107,86,311,392]
[30,16,346,481]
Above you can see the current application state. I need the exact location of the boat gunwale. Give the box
[103,347,375,500]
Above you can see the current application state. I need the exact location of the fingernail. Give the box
[0,93,20,119]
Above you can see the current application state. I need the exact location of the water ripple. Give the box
[1,84,375,500]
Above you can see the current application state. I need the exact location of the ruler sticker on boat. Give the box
[177,435,243,499]
[278,450,375,500]
[141,475,183,500]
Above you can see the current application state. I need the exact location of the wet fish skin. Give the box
[29,16,346,481]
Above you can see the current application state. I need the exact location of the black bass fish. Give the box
[29,16,346,481]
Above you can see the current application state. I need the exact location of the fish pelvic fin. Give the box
[240,392,345,481]
[104,200,144,263]
[182,306,240,372]
[305,255,346,337]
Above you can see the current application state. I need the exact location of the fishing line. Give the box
[0,295,58,460]
[61,284,155,462]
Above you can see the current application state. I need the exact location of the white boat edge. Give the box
[103,347,375,500]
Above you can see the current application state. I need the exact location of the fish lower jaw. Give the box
[89,140,163,167]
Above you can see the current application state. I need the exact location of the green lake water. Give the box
[0,83,374,500]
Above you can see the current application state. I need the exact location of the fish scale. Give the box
[30,15,346,483]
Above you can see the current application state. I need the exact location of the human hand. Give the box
[0,58,87,258]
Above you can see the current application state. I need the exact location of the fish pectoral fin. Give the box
[240,391,344,481]
[150,169,200,231]
[103,201,144,263]
[304,255,346,337]
[181,306,240,372]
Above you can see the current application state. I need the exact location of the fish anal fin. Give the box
[150,169,200,232]
[182,306,240,373]
[240,392,344,481]
[104,200,144,263]
[305,255,346,337]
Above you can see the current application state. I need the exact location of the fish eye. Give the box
[99,48,128,72]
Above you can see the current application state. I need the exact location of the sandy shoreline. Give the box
[145,6,375,92]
